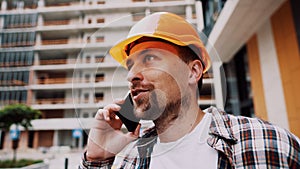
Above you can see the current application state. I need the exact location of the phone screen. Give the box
[115,93,140,132]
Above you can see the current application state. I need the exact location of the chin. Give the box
[134,105,163,121]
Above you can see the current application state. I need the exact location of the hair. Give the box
[176,45,204,92]
[126,37,204,91]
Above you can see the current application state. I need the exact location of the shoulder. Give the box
[207,107,300,166]
[207,106,300,150]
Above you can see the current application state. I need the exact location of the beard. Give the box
[134,87,190,128]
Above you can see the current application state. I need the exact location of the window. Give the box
[95,55,105,63]
[224,46,254,117]
[291,0,300,52]
[85,74,90,83]
[95,73,105,82]
[96,18,105,23]
[1,32,35,48]
[0,71,29,86]
[86,56,91,63]
[97,1,105,4]
[4,14,37,29]
[86,37,91,43]
[94,93,104,102]
[0,90,27,105]
[84,93,89,103]
[83,112,90,118]
[96,36,104,43]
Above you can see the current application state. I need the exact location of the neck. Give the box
[153,96,205,143]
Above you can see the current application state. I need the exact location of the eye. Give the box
[143,54,156,63]
[126,59,133,70]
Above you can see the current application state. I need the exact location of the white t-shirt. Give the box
[149,113,218,169]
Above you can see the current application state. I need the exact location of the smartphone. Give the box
[115,93,140,132]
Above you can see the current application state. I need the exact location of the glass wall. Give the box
[3,13,38,29]
[224,46,254,117]
[0,51,34,67]
[201,0,227,36]
[0,90,27,105]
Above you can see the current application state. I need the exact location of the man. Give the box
[80,12,300,169]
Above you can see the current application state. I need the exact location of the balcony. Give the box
[45,2,73,7]
[36,77,105,85]
[31,118,94,130]
[31,96,110,110]
[0,80,28,86]
[39,59,73,65]
[35,98,67,104]
[1,42,35,48]
[41,39,69,45]
[37,57,104,66]
[43,20,71,26]
[4,23,37,29]
[0,61,33,67]
[0,100,26,106]
[206,0,286,62]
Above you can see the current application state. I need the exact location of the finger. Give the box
[98,104,120,121]
[95,109,105,120]
[102,109,111,121]
[134,123,141,136]
[104,104,121,112]
[127,123,141,138]
[113,98,125,105]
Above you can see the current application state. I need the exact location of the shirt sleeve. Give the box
[78,151,115,169]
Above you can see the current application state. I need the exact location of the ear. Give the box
[188,60,203,85]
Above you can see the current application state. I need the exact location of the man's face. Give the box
[126,41,190,120]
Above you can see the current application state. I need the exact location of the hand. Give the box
[86,100,141,161]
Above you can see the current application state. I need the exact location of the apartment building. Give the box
[0,0,225,150]
[1,0,299,150]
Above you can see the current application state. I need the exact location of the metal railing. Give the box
[37,58,104,65]
[43,20,70,26]
[36,77,104,84]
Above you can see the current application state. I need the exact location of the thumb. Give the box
[127,123,141,139]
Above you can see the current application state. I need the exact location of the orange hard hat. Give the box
[109,12,211,73]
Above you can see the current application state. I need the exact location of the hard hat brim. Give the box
[110,34,192,68]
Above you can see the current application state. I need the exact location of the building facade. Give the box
[0,0,225,150]
[204,0,300,137]
[0,0,299,150]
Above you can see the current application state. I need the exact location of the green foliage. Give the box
[0,159,43,168]
[0,104,42,131]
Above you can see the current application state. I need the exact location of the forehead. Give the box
[128,41,179,57]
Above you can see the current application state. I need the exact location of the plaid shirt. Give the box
[79,107,300,169]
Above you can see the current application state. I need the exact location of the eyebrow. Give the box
[126,49,152,68]
[129,48,152,56]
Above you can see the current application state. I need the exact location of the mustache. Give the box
[130,81,155,90]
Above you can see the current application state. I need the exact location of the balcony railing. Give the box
[41,39,69,45]
[34,97,102,104]
[43,20,70,26]
[1,42,35,48]
[0,80,28,86]
[36,77,105,84]
[37,57,104,65]
[35,98,66,104]
[5,23,37,29]
[45,2,72,7]
[95,77,105,82]
[0,62,32,67]
[0,100,27,105]
[94,97,104,103]
[39,59,67,65]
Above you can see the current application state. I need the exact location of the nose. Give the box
[126,64,144,83]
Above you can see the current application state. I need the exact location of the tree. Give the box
[0,104,41,162]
